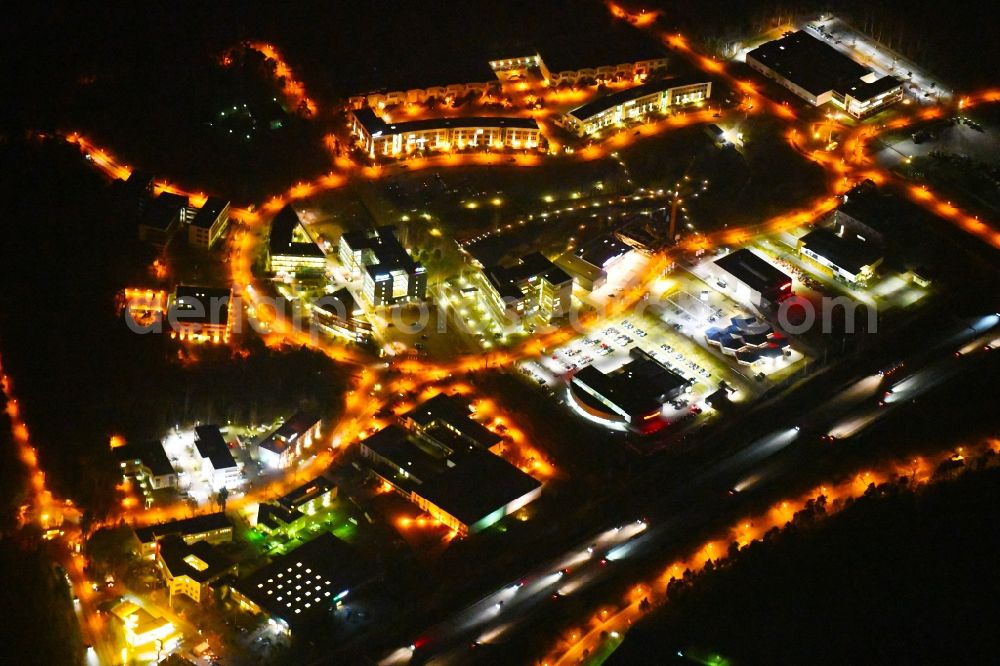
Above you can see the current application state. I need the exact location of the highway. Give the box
[376,314,999,665]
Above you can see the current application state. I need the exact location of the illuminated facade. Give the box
[360,418,541,537]
[169,285,233,343]
[711,248,793,307]
[562,77,712,136]
[310,288,373,343]
[194,425,242,491]
[570,348,691,431]
[135,512,234,557]
[481,252,573,324]
[487,52,668,87]
[797,227,884,284]
[267,205,327,275]
[350,108,540,158]
[257,412,323,470]
[188,196,230,249]
[338,226,426,307]
[156,536,236,603]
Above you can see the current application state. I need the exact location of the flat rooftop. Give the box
[573,348,690,419]
[362,425,540,528]
[194,424,237,471]
[341,225,419,273]
[747,30,870,96]
[714,248,792,295]
[843,74,903,102]
[158,535,232,583]
[405,394,501,450]
[801,227,883,274]
[276,475,335,511]
[135,512,232,544]
[190,195,229,229]
[114,440,175,478]
[269,205,324,258]
[484,252,572,300]
[574,234,632,268]
[353,108,538,136]
[235,532,374,630]
[172,285,232,327]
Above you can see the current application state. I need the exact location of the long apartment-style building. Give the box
[349,108,541,158]
[562,76,712,136]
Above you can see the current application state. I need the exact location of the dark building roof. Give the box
[190,196,230,229]
[484,252,572,300]
[194,425,237,471]
[114,440,175,478]
[269,205,324,258]
[259,412,321,457]
[341,225,420,275]
[276,476,336,512]
[800,227,883,274]
[572,348,690,421]
[235,532,374,630]
[405,394,501,450]
[258,503,303,530]
[354,108,538,136]
[158,535,233,583]
[843,75,903,102]
[747,31,870,97]
[135,512,232,544]
[575,235,632,268]
[568,75,708,120]
[171,286,232,327]
[363,426,539,528]
[714,249,792,296]
[139,194,185,231]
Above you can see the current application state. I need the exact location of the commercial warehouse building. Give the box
[711,248,793,307]
[361,414,540,536]
[746,31,903,117]
[350,108,541,158]
[798,226,884,285]
[231,532,374,636]
[339,226,427,307]
[267,205,326,275]
[570,348,691,431]
[562,76,712,136]
[481,252,573,324]
[401,393,502,452]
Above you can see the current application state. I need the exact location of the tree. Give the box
[217,486,229,512]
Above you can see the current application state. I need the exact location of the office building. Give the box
[798,226,884,284]
[156,535,236,604]
[481,252,573,323]
[113,440,177,508]
[570,348,691,431]
[712,248,793,307]
[134,512,233,557]
[268,205,327,275]
[562,76,712,136]
[169,285,233,342]
[188,196,231,249]
[339,226,426,307]
[138,192,188,247]
[194,425,241,491]
[746,31,903,117]
[401,394,502,452]
[310,288,372,343]
[350,108,541,158]
[257,412,323,470]
[555,235,633,290]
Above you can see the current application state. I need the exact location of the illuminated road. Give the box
[372,312,999,665]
